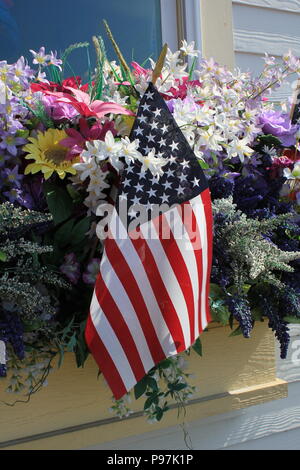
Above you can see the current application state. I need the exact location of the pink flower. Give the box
[44,87,135,119]
[41,94,78,121]
[60,118,116,159]
[131,61,151,77]
[164,77,202,101]
[269,156,294,179]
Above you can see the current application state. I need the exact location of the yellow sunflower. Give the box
[23,129,80,180]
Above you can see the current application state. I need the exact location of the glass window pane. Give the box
[0,0,162,74]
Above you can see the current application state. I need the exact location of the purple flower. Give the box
[83,258,101,285]
[60,253,81,284]
[20,174,45,211]
[0,132,26,156]
[3,187,23,204]
[3,165,23,188]
[259,110,298,147]
[13,56,35,86]
[48,51,63,71]
[41,95,78,122]
[29,47,50,66]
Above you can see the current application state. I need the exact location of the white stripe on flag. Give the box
[100,252,155,372]
[109,210,177,357]
[90,290,136,391]
[190,194,209,330]
[164,207,200,339]
[140,221,191,348]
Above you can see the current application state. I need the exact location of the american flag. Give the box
[85,83,213,399]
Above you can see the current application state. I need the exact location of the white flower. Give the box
[283,162,300,180]
[138,149,167,177]
[198,127,224,152]
[194,103,215,126]
[180,40,199,58]
[120,137,142,163]
[227,137,254,162]
[81,132,124,172]
[262,145,277,157]
[173,99,196,127]
[88,170,110,197]
[73,155,98,181]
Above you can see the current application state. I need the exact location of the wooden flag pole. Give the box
[152,43,168,86]
[290,77,300,124]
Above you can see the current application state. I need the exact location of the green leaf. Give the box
[134,377,148,400]
[211,302,231,325]
[23,320,43,332]
[44,182,74,225]
[70,217,91,246]
[54,219,75,247]
[283,316,300,324]
[75,321,90,368]
[147,377,159,392]
[210,283,225,299]
[198,160,210,170]
[256,134,282,148]
[66,332,77,352]
[159,359,172,369]
[144,395,156,410]
[155,407,164,421]
[192,337,202,356]
[172,383,188,392]
[66,184,83,202]
[0,251,7,262]
[252,307,263,322]
[229,326,243,337]
[188,57,197,80]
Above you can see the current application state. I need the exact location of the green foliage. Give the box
[192,337,202,357]
[254,134,282,151]
[0,202,74,398]
[213,197,300,292]
[44,181,74,225]
[61,42,89,78]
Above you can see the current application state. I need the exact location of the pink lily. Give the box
[44,86,135,119]
[131,61,150,77]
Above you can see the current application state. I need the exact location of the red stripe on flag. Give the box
[85,314,127,399]
[94,272,146,382]
[202,188,213,324]
[152,213,196,345]
[180,199,204,335]
[131,230,186,353]
[105,237,166,364]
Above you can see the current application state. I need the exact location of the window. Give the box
[0,0,205,74]
[0,0,166,74]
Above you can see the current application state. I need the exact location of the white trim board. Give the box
[234,29,300,56]
[84,381,300,450]
[233,0,300,13]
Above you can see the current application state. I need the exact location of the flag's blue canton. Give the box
[117,82,208,221]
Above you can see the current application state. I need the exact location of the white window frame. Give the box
[160,0,179,51]
[160,0,202,56]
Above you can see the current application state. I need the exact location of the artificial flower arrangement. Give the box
[0,26,299,423]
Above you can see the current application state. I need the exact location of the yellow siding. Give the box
[0,322,287,450]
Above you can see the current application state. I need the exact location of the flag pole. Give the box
[152,43,168,86]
